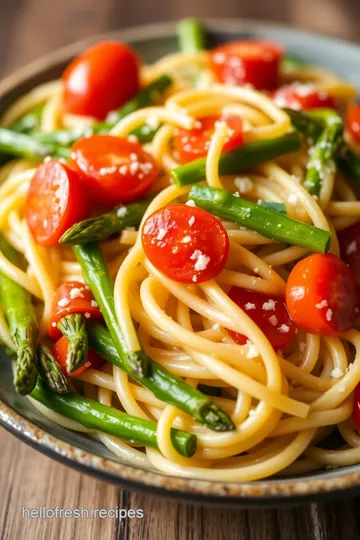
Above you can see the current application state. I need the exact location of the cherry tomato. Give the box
[347,104,360,145]
[62,41,140,120]
[353,383,360,432]
[209,40,284,90]
[227,287,297,350]
[286,253,358,336]
[273,84,337,111]
[48,281,103,340]
[53,336,104,378]
[338,222,360,284]
[142,203,229,284]
[173,114,244,164]
[70,135,158,206]
[25,160,92,246]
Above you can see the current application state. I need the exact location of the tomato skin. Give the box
[347,104,360,145]
[209,40,284,90]
[273,84,338,111]
[142,204,229,284]
[353,383,360,432]
[62,41,140,120]
[338,222,360,284]
[286,253,358,336]
[227,287,297,350]
[53,336,105,378]
[48,281,103,340]
[174,115,244,164]
[25,160,92,246]
[70,135,158,206]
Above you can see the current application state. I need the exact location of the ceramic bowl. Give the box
[1,19,360,507]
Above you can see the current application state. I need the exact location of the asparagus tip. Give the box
[14,345,38,395]
[203,403,234,432]
[127,351,149,378]
[38,345,70,394]
[66,336,88,374]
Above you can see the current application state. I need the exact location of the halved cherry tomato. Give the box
[209,40,284,90]
[25,160,92,246]
[62,41,140,120]
[53,336,104,378]
[347,104,360,145]
[227,287,297,350]
[338,222,360,284]
[48,281,103,340]
[286,253,357,336]
[142,203,229,284]
[353,383,360,432]
[174,114,244,164]
[273,84,337,111]
[70,135,158,206]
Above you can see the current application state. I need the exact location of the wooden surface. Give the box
[1,1,360,539]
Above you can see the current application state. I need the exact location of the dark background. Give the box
[1,0,360,77]
[1,1,360,539]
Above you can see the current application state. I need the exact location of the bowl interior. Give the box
[1,20,360,504]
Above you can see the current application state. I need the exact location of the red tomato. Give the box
[353,383,360,432]
[338,222,360,284]
[273,84,337,111]
[174,114,244,164]
[227,287,297,350]
[62,41,140,120]
[48,281,103,340]
[70,135,158,206]
[53,336,104,378]
[25,160,92,246]
[142,204,229,284]
[286,253,357,336]
[347,104,360,145]
[209,40,284,90]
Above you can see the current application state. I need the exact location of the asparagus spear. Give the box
[285,107,360,182]
[57,314,88,374]
[281,54,308,71]
[60,198,151,245]
[177,18,206,54]
[73,242,148,378]
[0,128,70,161]
[189,184,331,253]
[0,235,38,394]
[9,104,44,134]
[30,378,196,457]
[88,323,234,431]
[172,132,302,186]
[303,114,343,196]
[37,345,69,394]
[35,75,172,147]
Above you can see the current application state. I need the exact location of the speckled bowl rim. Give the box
[2,19,360,506]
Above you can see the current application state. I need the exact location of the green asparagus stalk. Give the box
[285,107,360,182]
[60,198,151,245]
[189,184,331,253]
[88,323,234,431]
[37,345,69,394]
[172,132,302,186]
[73,242,148,378]
[0,235,38,394]
[0,128,70,161]
[9,104,44,134]
[177,18,206,54]
[303,115,343,196]
[57,314,88,373]
[30,378,196,457]
[35,75,172,147]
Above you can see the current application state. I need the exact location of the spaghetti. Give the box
[1,21,360,481]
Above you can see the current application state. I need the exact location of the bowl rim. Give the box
[2,18,360,506]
